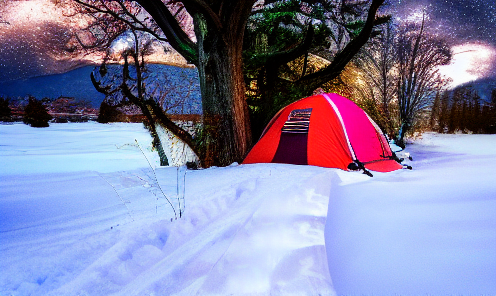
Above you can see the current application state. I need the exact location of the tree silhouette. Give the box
[394,14,451,147]
[337,13,450,144]
[346,21,397,138]
[97,101,122,123]
[0,97,12,122]
[23,97,52,128]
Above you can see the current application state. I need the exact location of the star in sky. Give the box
[389,0,496,87]
[390,0,496,45]
[0,0,96,82]
[0,0,495,85]
[0,22,73,81]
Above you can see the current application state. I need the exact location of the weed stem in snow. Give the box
[135,139,177,219]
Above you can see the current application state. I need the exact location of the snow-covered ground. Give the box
[326,133,496,295]
[1,123,495,295]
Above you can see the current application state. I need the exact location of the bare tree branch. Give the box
[135,0,198,63]
[298,0,387,88]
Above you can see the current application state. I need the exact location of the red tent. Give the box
[243,93,402,173]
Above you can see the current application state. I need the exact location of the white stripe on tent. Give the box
[365,113,385,136]
[323,94,357,161]
[364,112,391,157]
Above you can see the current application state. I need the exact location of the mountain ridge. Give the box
[0,64,201,112]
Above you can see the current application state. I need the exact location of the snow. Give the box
[1,124,495,295]
[326,132,496,295]
[154,123,199,166]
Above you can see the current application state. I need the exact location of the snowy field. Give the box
[0,122,495,296]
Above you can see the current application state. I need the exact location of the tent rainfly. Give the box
[243,93,403,175]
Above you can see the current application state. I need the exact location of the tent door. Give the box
[272,108,312,165]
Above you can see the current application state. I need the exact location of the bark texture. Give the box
[137,0,255,166]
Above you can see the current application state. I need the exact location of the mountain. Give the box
[0,64,201,112]
[0,67,104,107]
[455,77,496,103]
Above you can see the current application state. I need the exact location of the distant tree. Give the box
[439,92,450,132]
[481,104,492,133]
[466,101,473,131]
[448,100,458,133]
[394,14,451,147]
[437,91,450,133]
[447,87,461,133]
[429,91,441,131]
[445,85,484,133]
[97,101,122,123]
[460,100,468,132]
[487,89,496,134]
[471,98,481,133]
[476,89,496,133]
[0,97,12,122]
[351,21,397,137]
[23,97,52,127]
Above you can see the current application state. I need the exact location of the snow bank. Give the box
[102,165,334,296]
[0,123,336,296]
[326,133,496,295]
[1,124,495,296]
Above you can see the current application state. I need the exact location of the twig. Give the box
[177,165,187,217]
[99,174,135,222]
[135,139,177,219]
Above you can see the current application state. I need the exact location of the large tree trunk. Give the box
[193,13,252,167]
[134,0,254,167]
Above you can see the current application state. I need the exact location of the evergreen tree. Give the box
[0,97,12,122]
[448,101,458,133]
[481,104,495,134]
[471,99,481,133]
[460,101,468,133]
[438,92,450,133]
[243,0,389,139]
[467,101,474,132]
[488,89,496,134]
[97,101,122,123]
[430,91,441,130]
[23,97,52,127]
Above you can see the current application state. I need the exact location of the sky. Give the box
[0,0,495,87]
[388,0,496,87]
[391,0,496,45]
[0,0,100,81]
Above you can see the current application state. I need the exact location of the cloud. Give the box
[438,42,496,88]
[0,0,100,81]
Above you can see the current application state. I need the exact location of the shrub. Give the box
[97,101,122,123]
[23,97,52,127]
[0,97,12,122]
